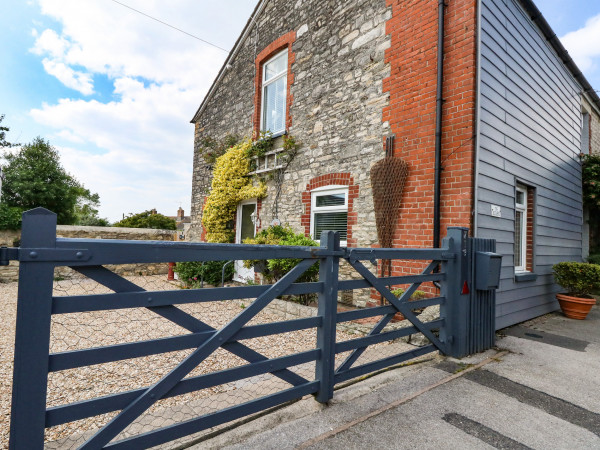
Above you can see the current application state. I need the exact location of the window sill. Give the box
[261,130,286,139]
[515,272,537,282]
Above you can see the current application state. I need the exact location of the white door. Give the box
[234,200,257,282]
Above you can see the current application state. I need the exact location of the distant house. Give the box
[189,0,600,329]
[169,207,191,240]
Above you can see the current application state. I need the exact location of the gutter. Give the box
[518,0,600,112]
[433,0,446,249]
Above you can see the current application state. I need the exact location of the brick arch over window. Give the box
[301,173,359,246]
[253,31,296,137]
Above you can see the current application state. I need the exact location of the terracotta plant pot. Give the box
[556,293,596,320]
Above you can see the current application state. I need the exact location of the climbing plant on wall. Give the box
[202,139,267,243]
[582,153,600,255]
[583,153,600,209]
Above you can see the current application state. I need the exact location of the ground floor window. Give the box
[311,186,348,243]
[514,183,534,273]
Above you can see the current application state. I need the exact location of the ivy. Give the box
[202,139,267,243]
[245,131,275,158]
[200,134,239,166]
[582,153,600,209]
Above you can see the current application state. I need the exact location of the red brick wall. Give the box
[253,31,296,137]
[301,173,359,247]
[383,0,477,252]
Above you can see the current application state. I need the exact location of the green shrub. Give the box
[391,288,428,300]
[243,225,319,283]
[244,225,319,305]
[586,254,600,265]
[552,261,600,297]
[0,204,23,230]
[114,210,176,230]
[174,260,234,287]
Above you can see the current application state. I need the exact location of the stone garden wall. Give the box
[0,226,176,283]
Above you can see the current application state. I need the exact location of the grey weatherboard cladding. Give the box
[477,0,584,329]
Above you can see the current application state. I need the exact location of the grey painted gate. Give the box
[6,208,500,449]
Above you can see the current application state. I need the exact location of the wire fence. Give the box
[3,260,440,449]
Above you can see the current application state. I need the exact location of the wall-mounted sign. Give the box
[491,205,502,218]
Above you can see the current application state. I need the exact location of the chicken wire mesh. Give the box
[3,257,439,449]
[334,285,441,377]
[42,265,321,448]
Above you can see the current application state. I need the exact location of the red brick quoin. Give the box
[253,31,296,137]
[383,0,477,252]
[372,0,478,300]
[301,173,359,247]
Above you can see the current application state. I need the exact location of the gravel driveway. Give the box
[1,275,419,448]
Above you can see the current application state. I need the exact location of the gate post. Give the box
[10,208,57,449]
[440,227,470,358]
[315,231,340,403]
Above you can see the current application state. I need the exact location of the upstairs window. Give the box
[261,50,287,134]
[311,187,348,244]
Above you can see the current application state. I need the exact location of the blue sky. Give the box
[1,0,599,222]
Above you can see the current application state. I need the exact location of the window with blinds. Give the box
[311,187,348,243]
[261,50,287,134]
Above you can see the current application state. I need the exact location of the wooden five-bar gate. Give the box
[5,208,500,449]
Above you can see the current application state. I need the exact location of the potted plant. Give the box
[552,261,600,319]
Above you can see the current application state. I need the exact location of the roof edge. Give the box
[190,0,267,124]
[518,0,600,113]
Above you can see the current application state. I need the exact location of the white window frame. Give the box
[514,185,527,273]
[260,50,288,135]
[310,185,348,245]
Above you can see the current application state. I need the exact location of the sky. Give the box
[1,0,600,222]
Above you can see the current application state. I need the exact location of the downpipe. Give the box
[433,0,446,250]
[433,0,446,289]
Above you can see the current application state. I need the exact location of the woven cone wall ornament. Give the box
[370,154,409,250]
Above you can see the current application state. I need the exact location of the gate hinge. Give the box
[0,247,19,266]
[18,248,92,263]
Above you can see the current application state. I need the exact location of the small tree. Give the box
[113,210,176,230]
[72,187,110,226]
[0,115,19,149]
[1,137,99,225]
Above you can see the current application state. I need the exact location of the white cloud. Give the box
[30,79,200,219]
[31,28,70,59]
[561,13,600,74]
[42,58,94,95]
[28,0,256,221]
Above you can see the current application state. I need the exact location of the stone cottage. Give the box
[189,0,600,329]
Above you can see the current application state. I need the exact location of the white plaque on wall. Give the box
[491,205,502,218]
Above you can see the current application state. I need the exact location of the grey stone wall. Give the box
[190,0,391,248]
